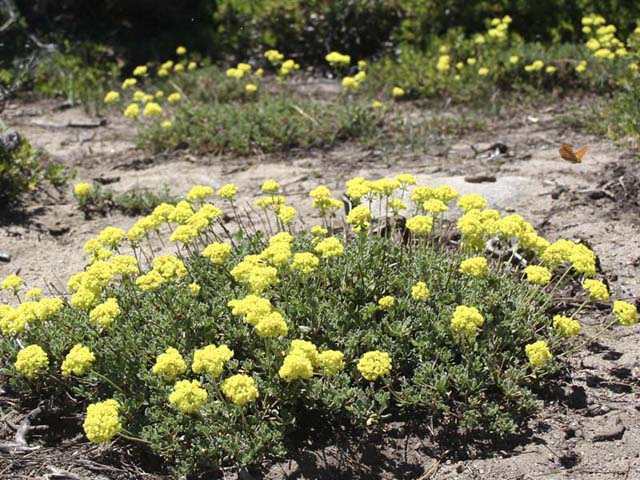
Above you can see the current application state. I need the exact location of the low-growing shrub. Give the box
[2,176,635,476]
[137,96,382,155]
[0,130,41,206]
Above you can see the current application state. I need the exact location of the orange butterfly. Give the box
[559,143,588,163]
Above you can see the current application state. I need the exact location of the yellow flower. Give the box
[25,288,42,300]
[525,340,552,367]
[613,300,638,326]
[132,65,147,76]
[290,252,319,274]
[89,298,120,327]
[186,185,214,202]
[83,399,121,442]
[152,347,187,380]
[318,350,345,375]
[451,305,485,337]
[169,380,207,413]
[15,345,48,378]
[406,215,433,236]
[545,66,556,74]
[142,102,163,117]
[575,61,587,73]
[245,83,258,93]
[97,226,125,248]
[378,296,395,310]
[188,61,197,71]
[423,198,448,214]
[357,351,392,381]
[314,237,344,258]
[509,55,519,64]
[254,311,288,338]
[123,103,140,119]
[582,279,609,301]
[176,46,187,55]
[325,51,351,66]
[202,242,232,265]
[459,257,489,277]
[221,374,259,405]
[2,273,23,291]
[289,339,320,367]
[467,58,477,65]
[277,205,297,225]
[371,100,383,108]
[261,179,280,194]
[524,265,552,286]
[279,352,314,381]
[103,91,120,104]
[392,87,405,98]
[346,204,373,232]
[217,183,238,200]
[553,315,581,337]
[411,281,429,300]
[167,92,181,104]
[478,67,489,76]
[73,182,91,198]
[457,193,487,212]
[192,344,234,378]
[61,344,96,376]
[121,78,137,89]
[161,121,172,129]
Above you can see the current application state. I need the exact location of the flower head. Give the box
[525,340,552,367]
[613,301,638,326]
[62,344,96,376]
[221,374,259,405]
[169,380,207,413]
[152,347,187,380]
[451,305,485,337]
[459,257,489,277]
[583,279,609,302]
[15,345,48,378]
[524,265,552,286]
[357,351,392,381]
[83,399,121,442]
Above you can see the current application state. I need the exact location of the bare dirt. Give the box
[1,94,639,479]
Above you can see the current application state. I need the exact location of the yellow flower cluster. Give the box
[1,298,63,335]
[357,351,392,381]
[169,379,208,413]
[411,281,430,300]
[61,344,96,376]
[553,315,581,337]
[582,279,609,301]
[318,350,345,375]
[89,298,120,327]
[1,273,23,291]
[540,240,596,276]
[525,340,552,367]
[406,215,433,236]
[457,193,487,212]
[231,255,279,293]
[459,257,489,277]
[524,265,552,286]
[15,344,49,378]
[221,374,259,406]
[450,305,485,337]
[136,255,188,291]
[217,183,238,200]
[202,242,232,265]
[152,347,187,380]
[325,51,351,66]
[378,296,395,310]
[346,205,373,232]
[186,185,214,202]
[83,399,121,443]
[290,252,320,274]
[314,237,344,258]
[192,344,234,378]
[309,185,343,216]
[73,182,92,198]
[280,340,344,381]
[613,300,638,326]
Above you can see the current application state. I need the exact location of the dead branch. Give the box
[0,0,18,33]
[15,405,42,445]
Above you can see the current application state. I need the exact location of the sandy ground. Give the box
[1,94,639,479]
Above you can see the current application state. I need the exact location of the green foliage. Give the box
[137,95,382,155]
[0,131,41,205]
[31,42,120,112]
[75,183,178,218]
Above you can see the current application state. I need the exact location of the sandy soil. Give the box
[0,94,639,479]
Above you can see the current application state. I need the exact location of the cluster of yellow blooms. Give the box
[264,49,299,77]
[459,257,489,277]
[83,399,121,443]
[5,175,640,449]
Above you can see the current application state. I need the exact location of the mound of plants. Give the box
[0,129,41,206]
[1,176,636,476]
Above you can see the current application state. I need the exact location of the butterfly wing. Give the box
[574,145,589,161]
[559,143,577,162]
